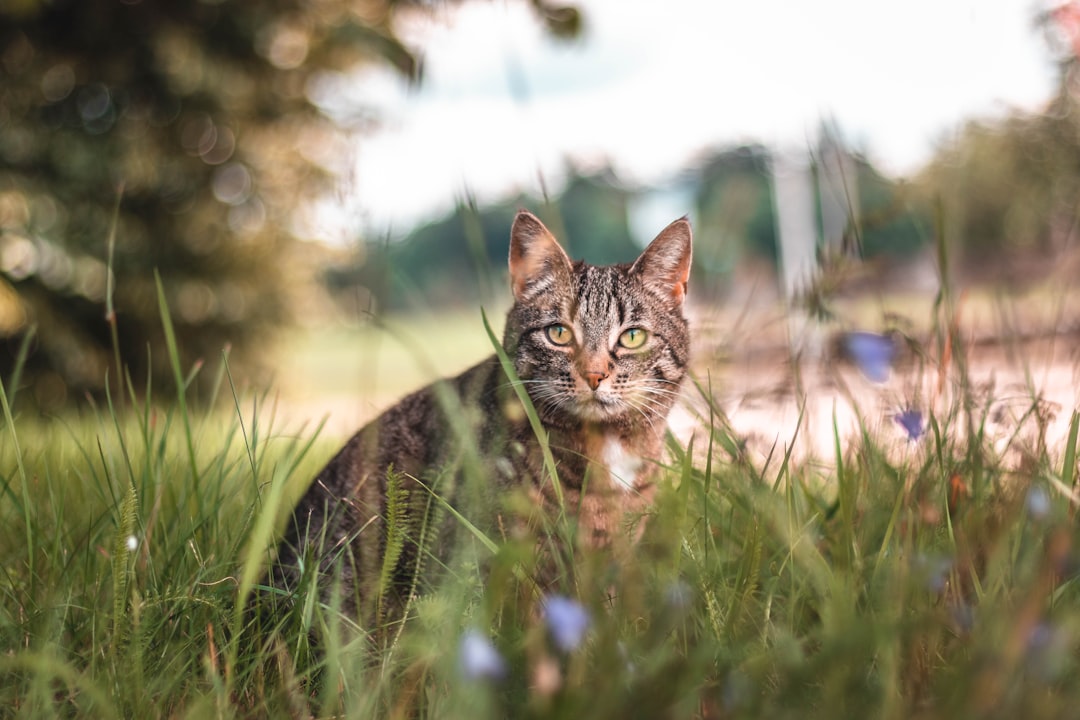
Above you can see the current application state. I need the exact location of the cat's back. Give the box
[309,355,508,500]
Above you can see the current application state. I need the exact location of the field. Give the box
[2,286,1080,719]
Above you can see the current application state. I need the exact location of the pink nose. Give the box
[584,370,609,391]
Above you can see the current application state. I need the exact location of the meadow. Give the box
[2,285,1080,719]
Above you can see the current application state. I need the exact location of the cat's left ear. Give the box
[631,217,693,304]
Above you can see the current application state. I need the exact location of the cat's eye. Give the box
[618,328,648,349]
[545,324,573,346]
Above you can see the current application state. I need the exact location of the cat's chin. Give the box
[567,394,628,424]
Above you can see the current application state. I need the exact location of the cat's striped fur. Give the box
[270,210,692,630]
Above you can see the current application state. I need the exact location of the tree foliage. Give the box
[694,144,777,270]
[916,107,1080,273]
[914,10,1080,277]
[0,0,425,407]
[0,0,580,408]
[853,160,928,260]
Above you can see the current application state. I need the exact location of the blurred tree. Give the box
[694,144,777,272]
[0,0,419,408]
[848,159,929,260]
[0,0,580,409]
[358,201,519,313]
[554,168,636,264]
[913,4,1080,278]
[916,112,1075,274]
[693,144,925,273]
[346,166,634,312]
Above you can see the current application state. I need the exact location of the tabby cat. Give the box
[270,210,692,629]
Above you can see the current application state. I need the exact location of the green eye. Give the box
[545,324,573,346]
[619,328,648,349]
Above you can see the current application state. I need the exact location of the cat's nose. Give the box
[584,370,609,391]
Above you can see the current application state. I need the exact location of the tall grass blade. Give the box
[224,350,258,483]
[4,324,35,412]
[773,399,805,492]
[417,476,499,555]
[154,270,200,494]
[0,373,33,588]
[832,405,856,567]
[481,307,563,508]
[461,194,495,304]
[234,416,327,621]
[688,375,744,463]
[105,183,125,406]
[1063,410,1079,491]
[104,374,137,493]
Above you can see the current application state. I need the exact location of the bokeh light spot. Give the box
[41,63,76,102]
[212,163,253,205]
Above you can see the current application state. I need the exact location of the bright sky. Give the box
[311,0,1059,240]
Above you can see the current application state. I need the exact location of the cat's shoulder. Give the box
[366,355,503,427]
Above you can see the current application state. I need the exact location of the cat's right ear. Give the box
[509,210,573,301]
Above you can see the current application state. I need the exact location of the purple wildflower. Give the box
[1027,621,1070,682]
[543,595,590,652]
[843,331,896,383]
[914,553,952,594]
[950,603,975,634]
[459,629,506,681]
[895,408,924,441]
[665,580,692,610]
[1027,486,1051,520]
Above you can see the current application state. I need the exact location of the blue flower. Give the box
[543,595,590,652]
[895,408,924,441]
[665,580,692,610]
[1026,621,1069,682]
[950,603,975,634]
[458,629,506,681]
[1027,486,1051,520]
[843,331,895,383]
[914,553,952,594]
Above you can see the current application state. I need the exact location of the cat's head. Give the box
[503,210,692,430]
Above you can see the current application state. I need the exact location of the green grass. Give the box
[3,301,1080,718]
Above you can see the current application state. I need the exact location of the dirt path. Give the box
[680,301,1080,471]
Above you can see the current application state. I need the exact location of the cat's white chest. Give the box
[602,439,643,492]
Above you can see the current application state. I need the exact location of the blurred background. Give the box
[1,0,1078,439]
